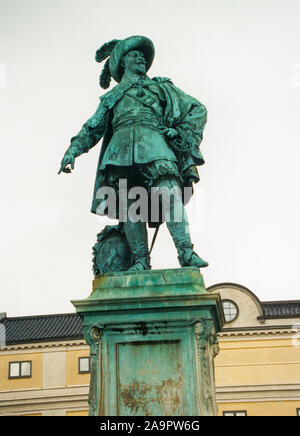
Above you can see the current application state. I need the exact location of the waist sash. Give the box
[112,110,161,133]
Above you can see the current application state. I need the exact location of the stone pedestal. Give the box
[72,268,224,416]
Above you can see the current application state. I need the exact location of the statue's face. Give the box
[123,50,146,75]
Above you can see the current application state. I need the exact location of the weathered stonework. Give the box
[72,268,224,416]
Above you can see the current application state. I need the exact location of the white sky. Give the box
[0,0,300,316]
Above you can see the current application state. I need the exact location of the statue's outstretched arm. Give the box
[58,101,109,174]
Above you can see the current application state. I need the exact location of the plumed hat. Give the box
[95,36,155,89]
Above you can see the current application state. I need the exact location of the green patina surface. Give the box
[117,340,183,416]
[59,35,209,273]
[72,268,224,416]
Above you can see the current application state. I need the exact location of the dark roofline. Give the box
[260,300,300,319]
[1,312,83,346]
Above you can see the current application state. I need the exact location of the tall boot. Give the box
[163,185,209,268]
[124,221,151,271]
[167,220,209,268]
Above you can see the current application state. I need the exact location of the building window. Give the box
[9,361,32,379]
[78,357,91,374]
[222,300,239,323]
[223,411,247,416]
[297,409,300,416]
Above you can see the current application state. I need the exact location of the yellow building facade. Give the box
[0,283,299,416]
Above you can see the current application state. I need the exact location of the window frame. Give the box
[8,361,32,379]
[222,299,239,323]
[78,356,91,374]
[223,411,247,417]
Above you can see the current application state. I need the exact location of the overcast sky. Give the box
[0,0,300,317]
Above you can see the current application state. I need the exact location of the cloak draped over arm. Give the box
[154,78,207,184]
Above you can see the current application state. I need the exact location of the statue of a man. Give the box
[59,36,208,272]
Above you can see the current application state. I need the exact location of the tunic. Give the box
[100,81,177,169]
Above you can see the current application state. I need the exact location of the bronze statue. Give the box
[59,36,208,273]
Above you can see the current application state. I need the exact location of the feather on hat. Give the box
[95,39,120,89]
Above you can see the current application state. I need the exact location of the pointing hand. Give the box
[58,151,75,174]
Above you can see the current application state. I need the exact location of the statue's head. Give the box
[95,36,155,88]
[121,50,147,75]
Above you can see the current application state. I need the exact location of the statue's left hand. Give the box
[159,127,178,139]
[58,151,75,174]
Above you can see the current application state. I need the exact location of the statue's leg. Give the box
[106,167,151,272]
[124,221,151,271]
[155,178,208,268]
[122,196,151,271]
